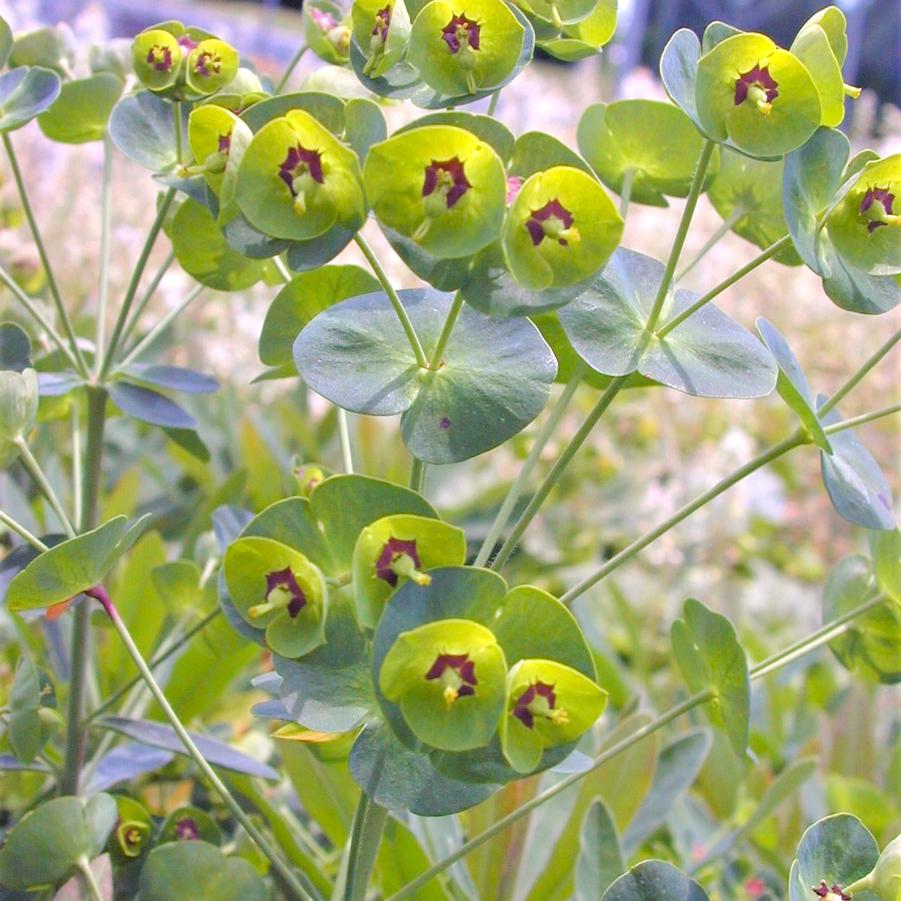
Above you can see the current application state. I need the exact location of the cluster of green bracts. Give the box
[223,478,607,785]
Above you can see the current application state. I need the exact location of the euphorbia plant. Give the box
[0,4,898,901]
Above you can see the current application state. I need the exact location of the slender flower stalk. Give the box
[0,261,82,372]
[2,134,89,378]
[93,136,114,378]
[114,283,205,371]
[98,188,177,379]
[658,234,794,338]
[117,249,176,351]
[474,364,584,568]
[560,399,899,607]
[89,585,317,901]
[353,233,430,369]
[491,376,625,571]
[644,140,716,333]
[674,207,746,282]
[13,438,76,538]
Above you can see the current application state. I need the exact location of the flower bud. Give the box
[0,367,38,466]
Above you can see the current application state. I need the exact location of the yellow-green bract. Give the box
[500,658,607,773]
[408,0,525,98]
[826,155,901,277]
[379,618,508,751]
[235,108,366,242]
[502,165,623,290]
[224,536,328,658]
[363,124,507,258]
[696,32,821,158]
[352,514,467,629]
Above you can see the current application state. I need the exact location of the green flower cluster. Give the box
[132,21,239,99]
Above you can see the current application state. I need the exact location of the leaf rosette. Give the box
[236,108,366,242]
[408,0,525,98]
[502,165,623,290]
[363,124,507,258]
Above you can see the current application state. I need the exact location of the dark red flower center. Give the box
[734,64,779,108]
[422,157,471,209]
[279,144,325,195]
[265,567,307,618]
[372,5,392,42]
[217,132,232,154]
[426,653,478,698]
[860,185,895,233]
[513,680,558,728]
[175,818,200,841]
[812,882,850,901]
[375,537,422,587]
[442,14,481,53]
[193,50,223,78]
[146,45,174,72]
[526,199,575,246]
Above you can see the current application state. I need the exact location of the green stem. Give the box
[14,439,76,537]
[474,364,584,568]
[61,387,106,796]
[276,44,311,94]
[657,234,793,339]
[343,750,389,901]
[409,457,426,493]
[644,140,716,333]
[385,595,886,901]
[491,376,626,571]
[173,101,184,165]
[818,326,900,418]
[824,402,901,432]
[337,408,354,473]
[274,255,293,284]
[0,510,47,550]
[75,857,104,901]
[2,133,89,377]
[750,592,886,680]
[0,256,82,373]
[560,433,803,605]
[353,233,429,369]
[619,167,635,219]
[114,283,205,372]
[98,188,177,379]
[94,588,313,901]
[674,207,746,283]
[486,88,501,117]
[93,136,114,378]
[85,609,221,724]
[117,249,176,351]
[558,397,900,608]
[428,291,464,370]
